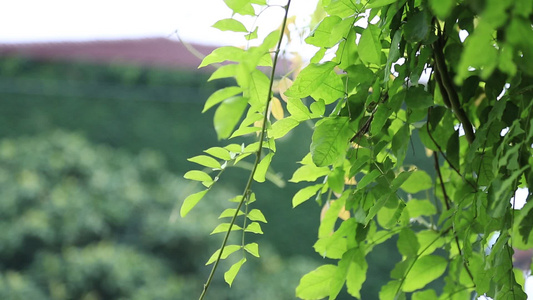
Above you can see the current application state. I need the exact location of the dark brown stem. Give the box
[431,25,475,144]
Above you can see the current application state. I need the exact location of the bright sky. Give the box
[0,0,317,46]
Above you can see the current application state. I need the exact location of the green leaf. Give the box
[405,86,433,109]
[246,69,270,111]
[309,70,344,104]
[367,0,397,8]
[210,223,242,235]
[384,30,402,83]
[209,64,237,81]
[400,170,432,193]
[296,265,337,300]
[311,117,355,167]
[325,0,359,18]
[245,222,263,234]
[378,197,404,229]
[253,152,274,183]
[290,164,330,183]
[429,0,455,19]
[358,24,382,65]
[212,18,248,32]
[397,228,420,257]
[285,62,337,98]
[390,172,413,191]
[310,99,326,117]
[205,245,242,265]
[247,209,267,223]
[199,46,245,68]
[406,199,437,218]
[293,184,324,208]
[306,16,343,48]
[416,230,444,255]
[204,147,232,161]
[203,86,242,112]
[230,125,261,138]
[403,9,430,43]
[446,129,460,171]
[391,124,410,165]
[269,117,299,139]
[357,169,381,189]
[456,22,498,82]
[228,195,244,203]
[518,200,533,245]
[224,0,255,15]
[412,289,437,300]
[313,219,355,259]
[403,255,447,292]
[287,98,312,121]
[183,170,212,182]
[319,192,348,238]
[244,243,260,257]
[187,155,221,169]
[365,193,397,225]
[371,104,393,135]
[180,190,208,217]
[213,96,248,140]
[245,26,258,40]
[379,280,403,300]
[224,258,247,287]
[327,167,345,194]
[343,248,368,299]
[218,208,244,219]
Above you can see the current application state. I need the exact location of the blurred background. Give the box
[0,1,400,299]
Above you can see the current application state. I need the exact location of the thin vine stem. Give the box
[198,2,292,299]
[433,152,475,284]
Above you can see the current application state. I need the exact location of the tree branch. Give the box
[431,24,475,144]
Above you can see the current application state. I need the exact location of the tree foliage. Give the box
[182,0,533,299]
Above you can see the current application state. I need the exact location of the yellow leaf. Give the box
[254,120,263,136]
[270,97,284,120]
[345,177,357,185]
[276,77,293,102]
[338,206,350,220]
[320,200,351,223]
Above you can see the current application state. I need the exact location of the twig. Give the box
[198,2,292,299]
[426,107,477,190]
[433,152,475,283]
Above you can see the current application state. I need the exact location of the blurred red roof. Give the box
[0,38,217,70]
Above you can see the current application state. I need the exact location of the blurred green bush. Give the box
[0,131,321,299]
[0,131,217,299]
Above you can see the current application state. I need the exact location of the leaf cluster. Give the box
[182,0,533,299]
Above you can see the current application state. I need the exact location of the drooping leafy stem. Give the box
[184,0,533,299]
[198,2,292,299]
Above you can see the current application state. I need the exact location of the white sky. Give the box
[0,0,318,46]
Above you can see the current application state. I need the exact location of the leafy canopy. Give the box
[182,0,533,299]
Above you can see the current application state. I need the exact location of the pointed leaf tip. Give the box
[180,190,208,217]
